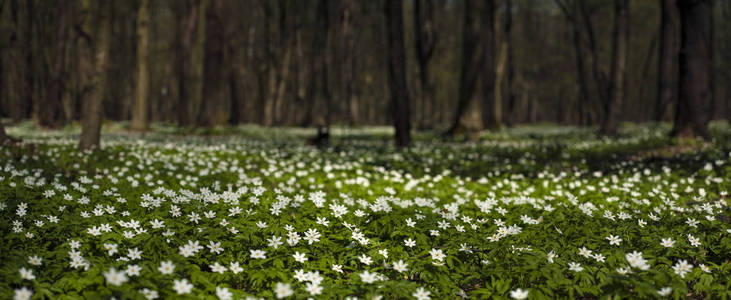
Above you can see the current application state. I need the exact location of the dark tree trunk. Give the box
[504,0,517,127]
[414,0,436,129]
[579,0,610,116]
[600,0,629,136]
[200,0,228,127]
[556,0,593,126]
[656,0,679,122]
[481,0,500,130]
[446,0,482,139]
[79,0,111,150]
[672,0,713,139]
[384,0,411,148]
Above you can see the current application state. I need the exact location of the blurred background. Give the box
[0,0,728,146]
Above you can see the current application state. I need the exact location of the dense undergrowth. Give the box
[1,122,730,299]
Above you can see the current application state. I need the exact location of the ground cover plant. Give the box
[1,123,731,299]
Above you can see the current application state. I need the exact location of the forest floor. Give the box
[1,121,730,299]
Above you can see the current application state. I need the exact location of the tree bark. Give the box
[177,0,207,127]
[600,0,629,136]
[79,0,111,150]
[446,0,482,139]
[504,0,517,127]
[481,0,500,130]
[414,0,436,129]
[656,0,679,122]
[672,0,713,139]
[384,0,411,148]
[130,0,150,131]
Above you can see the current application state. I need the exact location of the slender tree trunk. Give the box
[600,0,629,136]
[672,0,712,139]
[385,0,411,148]
[447,0,482,139]
[130,0,150,131]
[343,0,359,126]
[177,0,207,127]
[482,0,500,130]
[579,0,610,117]
[566,4,592,125]
[79,0,111,150]
[504,0,517,127]
[200,0,229,127]
[656,0,679,122]
[414,0,436,129]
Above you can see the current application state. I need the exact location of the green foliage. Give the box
[0,123,730,299]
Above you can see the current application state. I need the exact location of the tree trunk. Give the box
[414,0,436,129]
[79,0,111,150]
[343,0,359,126]
[579,0,610,117]
[177,0,207,127]
[556,0,592,125]
[130,0,150,131]
[384,0,411,148]
[600,0,629,136]
[446,0,482,139]
[504,0,517,127]
[200,0,229,127]
[672,0,713,139]
[656,0,679,122]
[481,0,500,130]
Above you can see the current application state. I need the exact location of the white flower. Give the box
[625,251,650,270]
[274,282,293,299]
[429,248,445,262]
[657,287,672,296]
[293,252,307,263]
[305,282,323,295]
[547,251,556,263]
[13,287,33,300]
[510,288,529,300]
[359,254,373,265]
[127,247,143,260]
[208,241,224,254]
[672,260,693,278]
[687,234,701,247]
[378,249,389,258]
[126,264,141,276]
[229,262,243,274]
[28,256,42,266]
[103,267,128,286]
[140,288,159,300]
[699,264,711,273]
[404,238,416,248]
[606,235,622,246]
[660,238,675,248]
[332,264,343,273]
[19,267,35,280]
[250,249,267,259]
[360,271,378,283]
[173,279,194,294]
[568,262,583,272]
[216,286,232,300]
[158,261,175,275]
[578,247,592,258]
[267,236,284,249]
[412,287,431,300]
[392,260,408,273]
[210,262,227,273]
